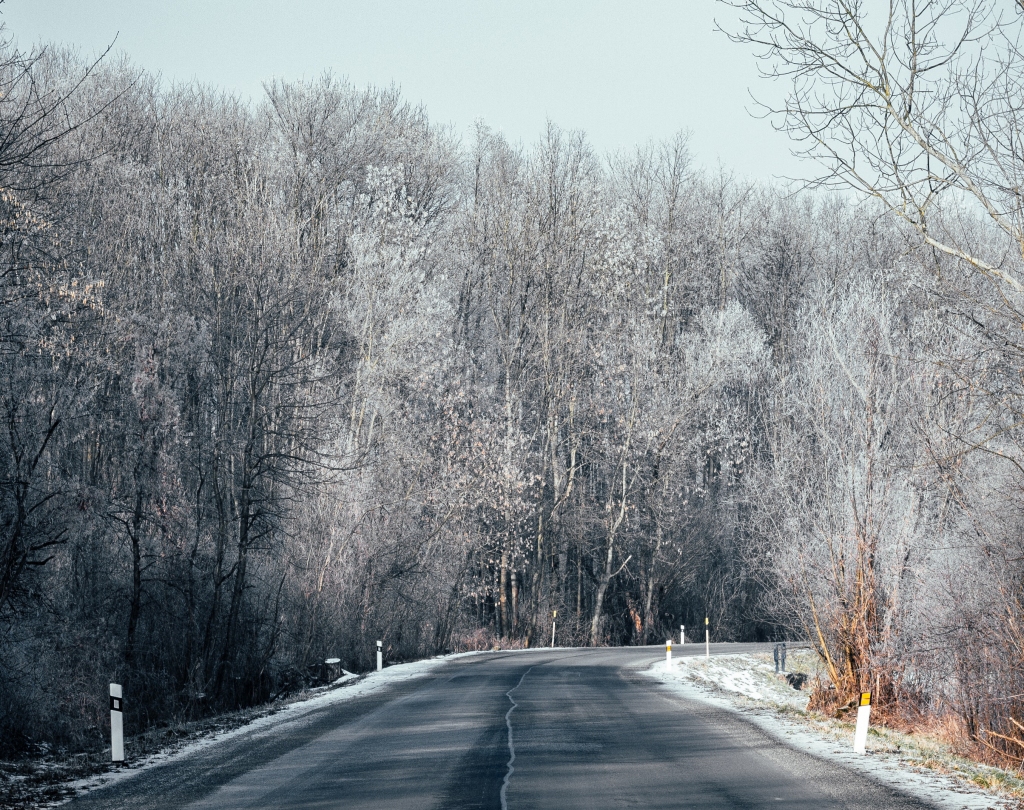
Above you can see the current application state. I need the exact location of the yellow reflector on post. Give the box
[854,692,873,753]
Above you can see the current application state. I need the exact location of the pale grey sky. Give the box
[1,1,805,181]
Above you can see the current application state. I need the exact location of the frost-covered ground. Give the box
[0,652,483,809]
[648,650,1023,810]
[9,648,1022,809]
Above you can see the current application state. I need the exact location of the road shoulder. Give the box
[3,652,483,809]
[645,651,1016,810]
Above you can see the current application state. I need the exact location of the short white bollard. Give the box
[705,617,709,659]
[551,610,557,648]
[853,692,871,754]
[376,640,383,672]
[666,639,672,663]
[110,683,124,763]
[681,625,685,645]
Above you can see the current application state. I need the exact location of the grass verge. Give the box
[672,650,1024,807]
[0,673,366,809]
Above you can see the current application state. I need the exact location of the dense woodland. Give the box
[5,3,1024,767]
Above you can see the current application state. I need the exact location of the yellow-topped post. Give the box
[853,691,872,753]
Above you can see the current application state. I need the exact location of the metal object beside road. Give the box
[773,642,787,673]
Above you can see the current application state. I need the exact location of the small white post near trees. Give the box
[109,683,124,764]
[853,692,872,754]
[681,625,685,645]
[705,617,709,659]
[376,640,383,672]
[666,639,672,663]
[551,610,557,648]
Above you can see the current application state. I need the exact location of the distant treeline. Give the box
[2,35,1023,766]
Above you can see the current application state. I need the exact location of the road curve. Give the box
[66,644,934,809]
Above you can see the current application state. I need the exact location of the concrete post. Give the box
[110,683,124,763]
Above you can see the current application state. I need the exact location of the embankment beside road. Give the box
[649,651,1024,810]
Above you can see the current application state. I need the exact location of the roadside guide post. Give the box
[681,625,685,645]
[110,683,124,764]
[666,639,672,663]
[551,610,557,648]
[853,692,872,754]
[376,640,383,672]
[774,642,788,673]
[705,617,709,659]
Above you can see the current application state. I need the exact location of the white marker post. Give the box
[666,639,672,663]
[681,625,685,645]
[705,617,710,659]
[551,610,557,648]
[109,683,124,764]
[853,692,871,754]
[376,640,383,672]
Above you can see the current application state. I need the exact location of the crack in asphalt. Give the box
[499,665,534,810]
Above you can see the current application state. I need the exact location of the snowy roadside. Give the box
[646,650,1022,810]
[1,651,482,809]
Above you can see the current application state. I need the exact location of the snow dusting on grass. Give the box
[649,650,1024,810]
[1,651,482,809]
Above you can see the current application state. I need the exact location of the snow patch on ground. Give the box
[647,653,1015,810]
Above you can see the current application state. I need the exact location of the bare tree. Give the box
[723,0,1024,288]
[0,35,109,619]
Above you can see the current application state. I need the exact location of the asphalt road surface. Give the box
[67,644,936,809]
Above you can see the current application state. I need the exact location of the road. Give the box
[67,644,934,809]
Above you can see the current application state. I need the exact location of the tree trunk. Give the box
[125,487,144,665]
[590,461,630,646]
[510,568,519,635]
[641,526,663,646]
[215,486,251,700]
[498,545,509,637]
[590,536,615,646]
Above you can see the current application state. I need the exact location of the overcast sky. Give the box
[2,1,806,181]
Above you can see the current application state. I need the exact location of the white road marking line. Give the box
[500,665,534,810]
